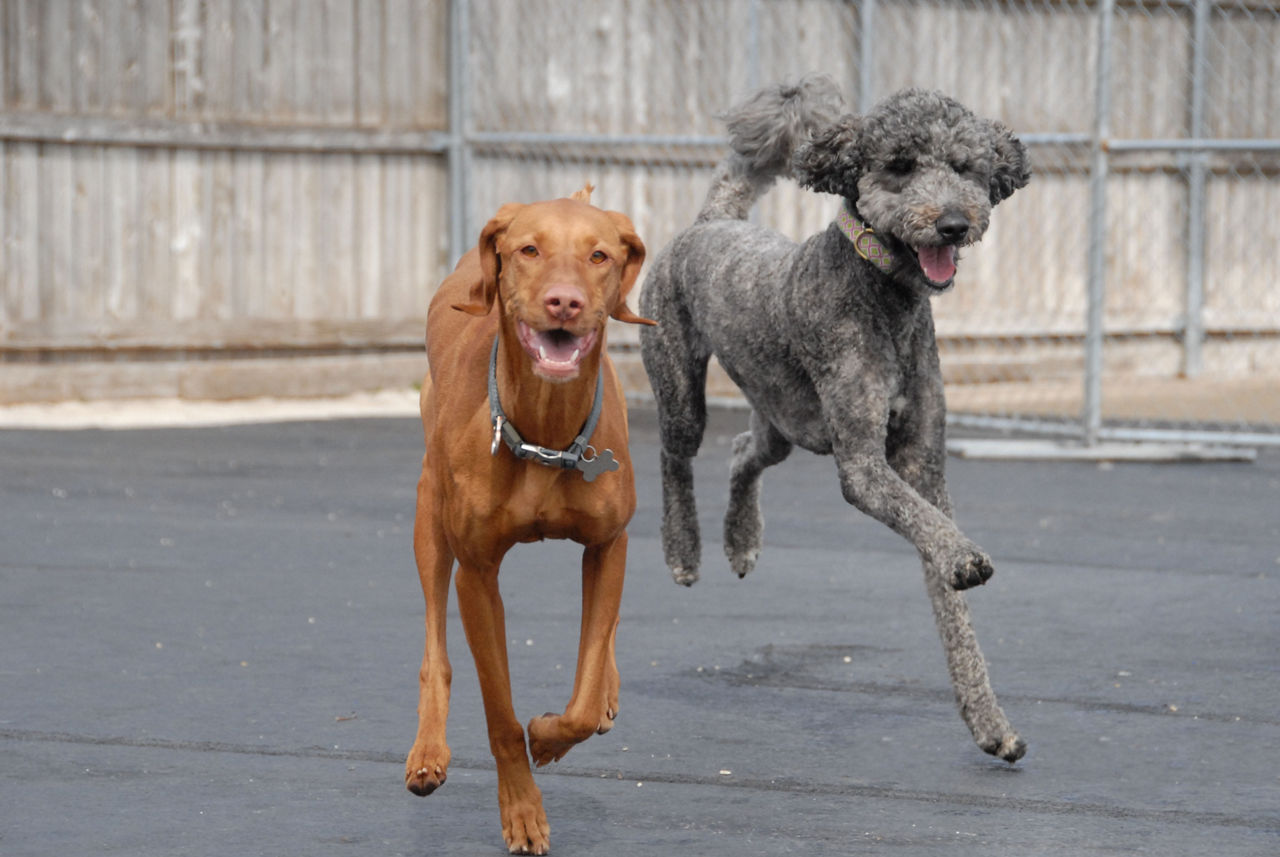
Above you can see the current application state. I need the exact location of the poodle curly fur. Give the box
[639,76,1031,762]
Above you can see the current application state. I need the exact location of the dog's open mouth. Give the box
[916,245,958,287]
[516,321,597,380]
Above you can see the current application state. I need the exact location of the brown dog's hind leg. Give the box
[455,563,550,855]
[404,470,456,796]
[528,534,627,766]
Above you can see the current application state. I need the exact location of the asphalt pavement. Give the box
[2,406,1278,856]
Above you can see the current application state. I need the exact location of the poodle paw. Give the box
[671,565,699,586]
[980,732,1027,763]
[726,547,759,579]
[945,542,994,590]
[404,743,451,796]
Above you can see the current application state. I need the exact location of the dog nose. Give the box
[543,284,586,321]
[935,211,970,243]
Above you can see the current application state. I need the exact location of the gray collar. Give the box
[487,337,619,482]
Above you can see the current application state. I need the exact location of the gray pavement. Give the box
[2,407,1278,856]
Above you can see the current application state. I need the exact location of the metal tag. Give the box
[577,447,619,482]
[491,416,504,456]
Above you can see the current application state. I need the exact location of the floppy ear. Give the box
[792,114,864,202]
[987,121,1031,205]
[451,203,524,316]
[605,211,656,326]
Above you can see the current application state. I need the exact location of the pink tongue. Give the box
[917,246,957,283]
[536,332,581,363]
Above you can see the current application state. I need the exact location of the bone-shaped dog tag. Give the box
[578,447,618,482]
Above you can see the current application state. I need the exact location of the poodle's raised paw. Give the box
[671,565,700,586]
[944,541,995,590]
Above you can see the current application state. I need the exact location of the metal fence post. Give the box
[447,0,473,268]
[1083,0,1115,446]
[1182,0,1211,378]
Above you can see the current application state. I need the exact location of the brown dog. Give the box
[404,187,651,855]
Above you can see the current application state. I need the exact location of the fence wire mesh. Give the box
[451,0,1280,445]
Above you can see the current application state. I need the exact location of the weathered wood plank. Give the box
[39,145,73,322]
[203,0,237,121]
[262,152,296,320]
[139,0,171,116]
[320,0,357,125]
[323,153,358,319]
[233,0,267,118]
[71,0,105,113]
[0,141,7,329]
[292,151,319,319]
[382,0,413,127]
[206,149,234,322]
[170,148,203,321]
[104,145,139,322]
[381,154,413,318]
[1,316,426,350]
[354,0,384,127]
[230,150,265,319]
[135,146,173,321]
[172,0,202,116]
[265,0,294,120]
[355,153,384,318]
[2,143,40,324]
[71,144,107,325]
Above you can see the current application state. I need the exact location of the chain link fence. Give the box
[447,0,1280,446]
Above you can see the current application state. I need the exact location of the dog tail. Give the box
[697,75,846,223]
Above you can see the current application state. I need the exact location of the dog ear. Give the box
[451,203,524,316]
[987,121,1031,205]
[568,183,595,203]
[604,211,656,326]
[792,114,863,202]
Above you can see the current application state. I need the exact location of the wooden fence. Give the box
[1,0,449,400]
[2,0,1278,416]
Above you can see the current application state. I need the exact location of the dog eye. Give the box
[519,245,538,258]
[589,250,608,264]
[887,157,915,175]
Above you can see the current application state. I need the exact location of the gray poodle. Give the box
[639,77,1031,762]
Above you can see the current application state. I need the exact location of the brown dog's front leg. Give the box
[528,533,627,766]
[455,562,550,856]
[405,477,455,796]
